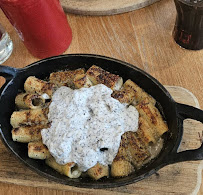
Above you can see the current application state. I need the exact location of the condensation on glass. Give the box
[0,24,13,64]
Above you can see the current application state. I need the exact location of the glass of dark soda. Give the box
[173,0,203,50]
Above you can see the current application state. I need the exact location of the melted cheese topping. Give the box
[41,84,139,171]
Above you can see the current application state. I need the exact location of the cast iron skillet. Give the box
[0,54,203,188]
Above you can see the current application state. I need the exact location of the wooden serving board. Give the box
[0,86,202,194]
[60,0,161,16]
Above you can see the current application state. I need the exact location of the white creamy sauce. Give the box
[41,93,50,100]
[41,84,139,171]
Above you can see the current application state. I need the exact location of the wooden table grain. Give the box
[0,0,202,194]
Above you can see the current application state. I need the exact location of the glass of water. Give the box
[0,23,13,64]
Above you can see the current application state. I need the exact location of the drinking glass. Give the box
[0,23,13,64]
[173,0,203,50]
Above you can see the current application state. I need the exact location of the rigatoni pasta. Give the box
[73,74,93,89]
[111,133,134,177]
[126,132,150,169]
[45,157,82,178]
[86,65,123,90]
[136,116,156,146]
[87,163,109,180]
[10,65,168,180]
[111,88,136,105]
[49,68,85,88]
[111,160,135,177]
[24,76,55,96]
[124,79,156,106]
[12,124,48,143]
[28,141,51,159]
[136,98,168,138]
[10,108,48,128]
[15,93,46,109]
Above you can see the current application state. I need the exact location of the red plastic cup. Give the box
[0,0,72,58]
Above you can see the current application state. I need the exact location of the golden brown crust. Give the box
[10,108,49,128]
[86,65,123,90]
[136,98,168,138]
[28,141,51,159]
[125,132,150,168]
[45,157,82,178]
[111,159,134,177]
[12,124,48,143]
[112,131,150,175]
[124,79,156,106]
[136,116,156,146]
[87,163,109,180]
[73,73,93,89]
[111,88,136,104]
[24,76,55,96]
[111,133,134,177]
[113,132,131,162]
[15,93,46,109]
[49,69,85,88]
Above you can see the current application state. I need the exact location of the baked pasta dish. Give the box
[10,65,168,180]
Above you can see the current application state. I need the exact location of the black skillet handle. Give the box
[0,65,16,94]
[168,103,203,164]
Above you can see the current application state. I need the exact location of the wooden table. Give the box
[0,0,202,194]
